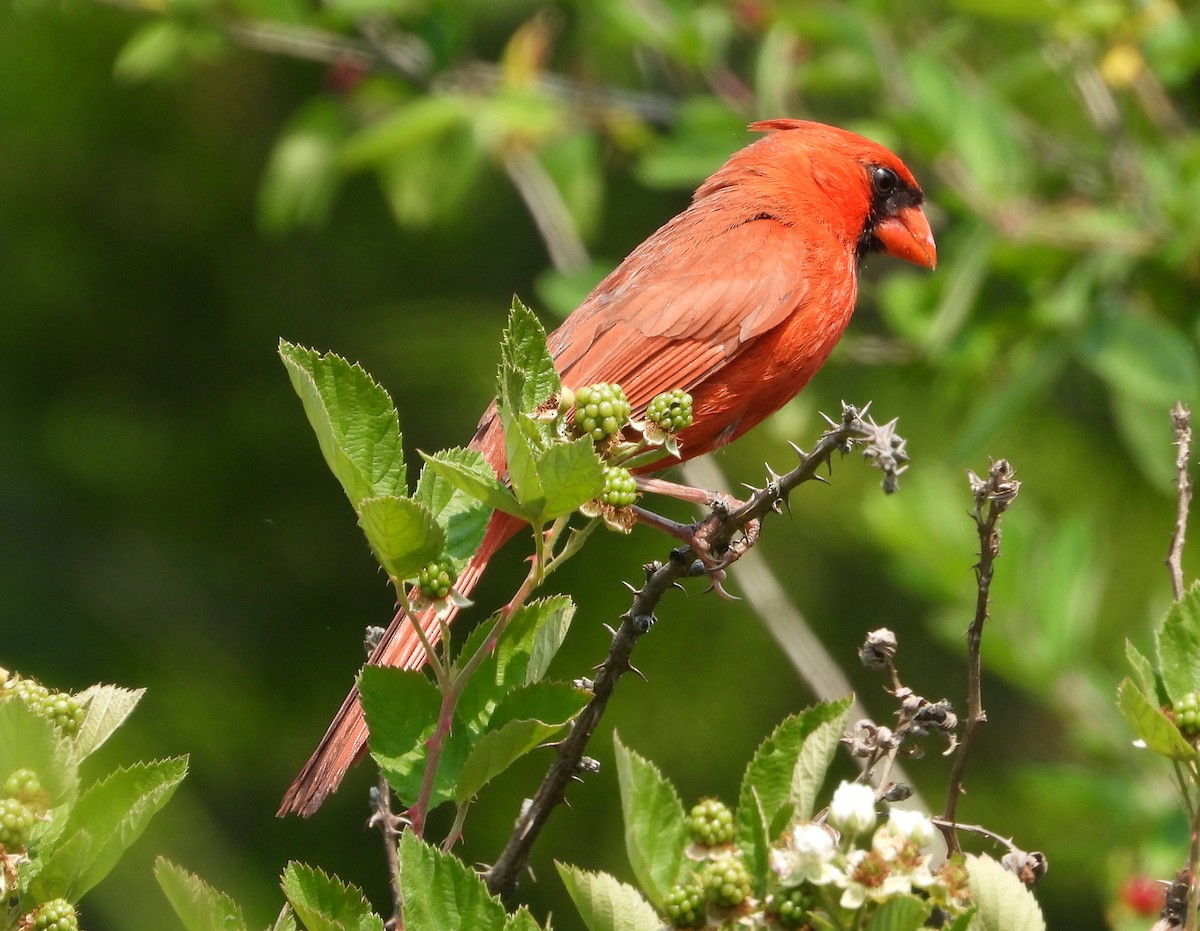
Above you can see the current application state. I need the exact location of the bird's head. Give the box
[740,119,937,271]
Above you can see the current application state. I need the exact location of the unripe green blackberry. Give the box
[0,796,34,850]
[688,798,735,846]
[417,557,457,600]
[37,692,86,738]
[8,677,50,708]
[702,854,752,907]
[599,466,637,508]
[768,885,816,929]
[1175,691,1200,737]
[647,389,694,433]
[663,880,706,928]
[28,898,79,931]
[573,383,631,442]
[4,769,43,805]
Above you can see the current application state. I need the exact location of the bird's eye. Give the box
[871,166,899,196]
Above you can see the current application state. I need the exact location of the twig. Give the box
[368,774,405,928]
[1168,402,1192,602]
[502,149,590,275]
[941,459,1020,853]
[483,404,893,896]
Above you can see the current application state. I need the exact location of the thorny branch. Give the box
[941,459,1020,854]
[483,403,907,897]
[1168,402,1192,602]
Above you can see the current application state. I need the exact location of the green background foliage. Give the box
[2,0,1198,927]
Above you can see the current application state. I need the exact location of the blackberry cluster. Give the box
[574,383,631,441]
[688,798,735,847]
[7,678,86,737]
[702,854,752,907]
[4,769,44,805]
[768,885,817,929]
[599,466,637,508]
[1176,691,1200,737]
[0,796,34,850]
[646,389,694,433]
[417,557,457,600]
[663,881,706,928]
[28,899,79,931]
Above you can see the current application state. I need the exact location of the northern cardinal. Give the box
[280,118,935,816]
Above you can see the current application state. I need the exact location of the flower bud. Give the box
[829,781,877,837]
[886,807,936,849]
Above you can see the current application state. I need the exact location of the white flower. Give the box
[886,808,937,849]
[838,848,912,910]
[773,823,842,886]
[828,781,877,837]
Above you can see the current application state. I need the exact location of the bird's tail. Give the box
[278,508,521,816]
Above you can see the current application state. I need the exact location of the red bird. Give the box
[281,119,936,816]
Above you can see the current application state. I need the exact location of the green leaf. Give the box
[613,732,688,908]
[357,495,444,582]
[502,907,544,931]
[965,854,1046,931]
[278,341,407,509]
[420,448,525,520]
[457,597,578,733]
[1156,583,1200,703]
[281,862,384,931]
[634,98,746,188]
[455,717,568,805]
[865,894,931,931]
[0,698,78,808]
[738,700,852,879]
[741,789,770,895]
[32,757,188,900]
[498,297,560,420]
[1117,677,1196,760]
[154,858,248,931]
[556,863,662,931]
[414,456,495,568]
[399,831,508,931]
[790,697,852,821]
[1126,640,1164,706]
[73,684,145,760]
[503,413,547,513]
[359,667,443,807]
[535,435,606,520]
[113,20,198,83]
[488,682,590,733]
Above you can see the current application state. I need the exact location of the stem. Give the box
[941,460,1020,853]
[1168,402,1192,601]
[371,773,405,924]
[484,406,886,896]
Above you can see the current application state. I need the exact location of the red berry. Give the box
[1121,875,1165,916]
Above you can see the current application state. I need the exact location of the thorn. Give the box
[628,664,647,681]
[820,410,839,427]
[812,473,830,485]
[706,578,741,601]
[621,580,639,593]
[787,440,806,458]
[671,581,687,592]
[602,623,618,637]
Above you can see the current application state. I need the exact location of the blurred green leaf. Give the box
[965,854,1046,930]
[1155,583,1200,704]
[613,732,688,908]
[502,907,542,931]
[865,895,931,931]
[281,862,383,931]
[113,20,223,82]
[556,863,660,931]
[155,858,247,931]
[634,98,746,189]
[1080,313,1200,407]
[400,831,508,931]
[1116,677,1195,761]
[1125,641,1162,706]
[259,100,347,233]
[535,261,612,319]
[278,341,407,508]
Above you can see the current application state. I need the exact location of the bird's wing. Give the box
[547,209,819,412]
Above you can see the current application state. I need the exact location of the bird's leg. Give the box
[631,477,763,599]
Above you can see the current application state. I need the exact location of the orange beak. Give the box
[873,205,937,270]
